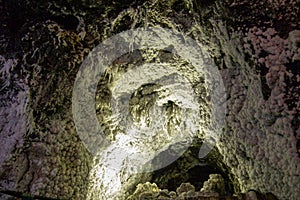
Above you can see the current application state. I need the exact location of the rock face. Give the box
[127,182,279,200]
[0,0,299,200]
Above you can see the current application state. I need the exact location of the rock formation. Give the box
[0,0,299,199]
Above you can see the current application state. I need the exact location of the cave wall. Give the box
[0,0,299,199]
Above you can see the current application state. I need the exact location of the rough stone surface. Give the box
[127,182,278,200]
[0,0,299,199]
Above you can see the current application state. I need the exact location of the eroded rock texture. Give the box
[0,0,299,199]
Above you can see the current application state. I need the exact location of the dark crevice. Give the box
[171,0,186,13]
[286,60,300,75]
[150,144,235,195]
[111,15,134,35]
[258,61,271,100]
[49,15,79,31]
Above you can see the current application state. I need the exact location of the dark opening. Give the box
[50,15,79,31]
[149,144,235,195]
